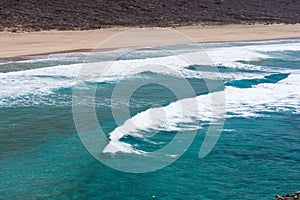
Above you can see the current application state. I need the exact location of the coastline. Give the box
[1,24,300,59]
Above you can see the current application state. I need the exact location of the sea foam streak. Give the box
[0,56,259,105]
[1,40,299,104]
[104,71,300,154]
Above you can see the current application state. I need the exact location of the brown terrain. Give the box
[1,0,300,31]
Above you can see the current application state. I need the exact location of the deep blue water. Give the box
[1,39,300,199]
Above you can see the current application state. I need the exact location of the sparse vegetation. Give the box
[1,0,300,31]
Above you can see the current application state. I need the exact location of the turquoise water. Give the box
[1,40,300,199]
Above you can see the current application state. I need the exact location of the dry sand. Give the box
[0,24,300,59]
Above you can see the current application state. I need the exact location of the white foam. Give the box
[103,91,218,154]
[0,53,251,105]
[0,64,81,102]
[104,71,300,154]
[1,39,299,108]
[200,40,300,65]
[225,72,300,117]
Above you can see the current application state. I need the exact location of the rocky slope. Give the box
[1,0,300,31]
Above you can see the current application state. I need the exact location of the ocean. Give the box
[1,39,300,199]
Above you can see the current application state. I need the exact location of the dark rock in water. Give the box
[276,191,300,200]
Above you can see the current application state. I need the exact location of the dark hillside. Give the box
[1,0,300,31]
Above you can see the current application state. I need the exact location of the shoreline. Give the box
[1,24,300,60]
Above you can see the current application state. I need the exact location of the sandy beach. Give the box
[1,24,300,59]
